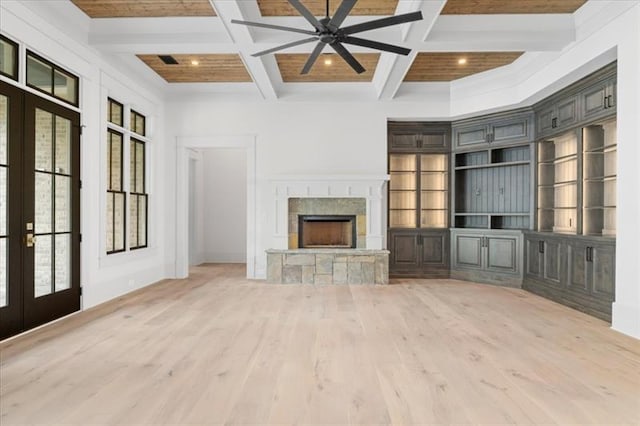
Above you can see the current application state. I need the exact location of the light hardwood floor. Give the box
[1,263,639,425]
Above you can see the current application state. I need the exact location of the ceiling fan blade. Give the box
[288,0,325,32]
[330,41,365,74]
[341,11,423,35]
[341,36,411,55]
[231,19,317,36]
[301,41,327,74]
[251,37,318,57]
[327,0,357,31]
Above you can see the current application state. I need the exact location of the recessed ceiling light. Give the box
[458,58,467,65]
[324,58,332,66]
[191,60,200,66]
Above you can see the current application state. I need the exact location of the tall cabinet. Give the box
[387,122,450,278]
[450,109,535,287]
[524,62,617,321]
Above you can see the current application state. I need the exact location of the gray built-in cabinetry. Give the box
[451,229,523,287]
[449,109,535,286]
[387,122,450,278]
[524,232,615,321]
[526,62,617,320]
[386,62,617,321]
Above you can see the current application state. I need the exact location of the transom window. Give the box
[26,51,79,106]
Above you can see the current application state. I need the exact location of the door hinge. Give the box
[79,233,82,242]
[79,179,82,189]
[79,287,83,296]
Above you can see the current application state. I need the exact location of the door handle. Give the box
[26,233,36,247]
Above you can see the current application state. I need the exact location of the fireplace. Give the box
[298,215,357,248]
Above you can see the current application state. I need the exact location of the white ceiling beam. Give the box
[210,0,278,100]
[373,0,446,100]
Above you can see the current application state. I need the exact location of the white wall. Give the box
[200,148,247,263]
[0,1,170,310]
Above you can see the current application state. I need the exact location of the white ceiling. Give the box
[17,0,596,102]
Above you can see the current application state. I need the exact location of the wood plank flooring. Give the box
[1,263,639,425]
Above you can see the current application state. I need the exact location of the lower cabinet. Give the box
[388,229,449,278]
[523,231,615,321]
[450,229,523,287]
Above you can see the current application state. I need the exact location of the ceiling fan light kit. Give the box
[231,0,422,74]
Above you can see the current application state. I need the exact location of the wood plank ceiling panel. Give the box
[441,0,587,15]
[257,0,398,16]
[136,54,252,83]
[71,0,216,18]
[276,53,379,82]
[404,52,524,82]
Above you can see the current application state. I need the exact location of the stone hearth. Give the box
[266,249,389,285]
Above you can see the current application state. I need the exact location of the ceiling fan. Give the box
[231,0,423,74]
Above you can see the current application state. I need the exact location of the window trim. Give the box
[0,34,19,81]
[26,50,79,107]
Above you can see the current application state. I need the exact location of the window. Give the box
[130,139,147,249]
[106,129,125,253]
[130,110,145,136]
[0,34,18,80]
[26,51,79,106]
[106,98,149,254]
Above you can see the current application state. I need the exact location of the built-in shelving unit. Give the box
[389,153,448,228]
[388,122,451,278]
[537,131,578,234]
[583,119,617,236]
[454,144,532,230]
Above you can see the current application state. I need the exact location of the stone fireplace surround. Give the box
[267,175,390,284]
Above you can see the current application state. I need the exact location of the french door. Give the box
[0,80,80,340]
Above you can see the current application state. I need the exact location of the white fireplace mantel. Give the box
[269,175,390,250]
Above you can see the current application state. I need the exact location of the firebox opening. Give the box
[298,215,357,249]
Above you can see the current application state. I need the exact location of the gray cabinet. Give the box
[523,232,615,321]
[388,122,450,152]
[452,109,534,150]
[388,229,449,278]
[536,95,579,138]
[450,229,523,287]
[580,76,616,123]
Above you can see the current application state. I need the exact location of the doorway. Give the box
[188,148,247,265]
[0,80,81,339]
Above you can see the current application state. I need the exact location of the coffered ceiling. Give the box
[56,0,594,101]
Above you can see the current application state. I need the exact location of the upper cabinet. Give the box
[388,122,451,152]
[580,76,616,123]
[535,62,616,139]
[452,109,535,150]
[536,95,580,138]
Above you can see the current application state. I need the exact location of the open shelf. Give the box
[582,119,617,236]
[389,153,449,229]
[536,131,578,234]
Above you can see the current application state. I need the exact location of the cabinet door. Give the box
[453,233,483,269]
[591,243,615,299]
[486,235,518,273]
[420,231,449,268]
[389,131,418,151]
[543,238,563,285]
[490,114,533,146]
[453,123,489,149]
[581,79,613,122]
[567,242,588,292]
[556,96,579,130]
[388,231,421,271]
[536,104,556,138]
[418,130,449,151]
[525,237,543,279]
